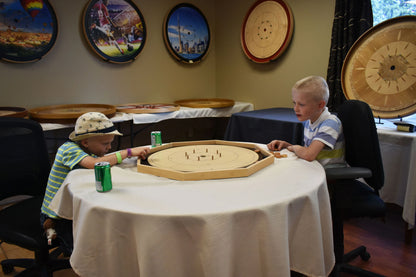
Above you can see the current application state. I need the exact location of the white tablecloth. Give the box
[376,115,416,228]
[50,146,334,277]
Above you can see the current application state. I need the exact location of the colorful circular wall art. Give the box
[83,0,146,63]
[163,3,210,64]
[241,0,294,63]
[0,0,58,63]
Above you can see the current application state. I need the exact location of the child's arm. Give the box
[267,140,292,151]
[287,140,325,162]
[79,146,150,169]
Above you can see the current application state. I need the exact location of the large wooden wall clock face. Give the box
[342,16,416,118]
[241,0,293,63]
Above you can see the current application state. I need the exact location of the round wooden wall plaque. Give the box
[342,16,416,118]
[241,0,294,63]
[29,104,116,123]
[174,98,235,108]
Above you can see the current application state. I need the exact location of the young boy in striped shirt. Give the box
[40,112,149,253]
[267,76,345,168]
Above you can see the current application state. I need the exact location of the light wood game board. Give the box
[138,140,274,181]
[148,144,259,172]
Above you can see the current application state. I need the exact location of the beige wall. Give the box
[0,0,334,110]
[215,0,335,109]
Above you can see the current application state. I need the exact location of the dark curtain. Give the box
[326,0,373,112]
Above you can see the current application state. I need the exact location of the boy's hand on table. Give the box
[267,140,291,151]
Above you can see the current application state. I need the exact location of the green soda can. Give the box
[151,131,162,148]
[94,162,112,192]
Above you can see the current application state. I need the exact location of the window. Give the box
[371,0,416,25]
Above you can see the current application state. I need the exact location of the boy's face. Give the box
[292,88,325,123]
[81,135,115,157]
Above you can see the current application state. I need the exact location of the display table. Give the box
[39,102,254,131]
[49,146,335,277]
[376,115,416,230]
[224,108,304,145]
[132,101,253,124]
[39,102,254,161]
[129,101,254,147]
[39,112,132,131]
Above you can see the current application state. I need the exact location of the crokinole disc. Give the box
[342,16,416,118]
[241,0,294,63]
[148,144,259,172]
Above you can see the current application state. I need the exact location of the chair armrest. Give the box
[325,167,372,180]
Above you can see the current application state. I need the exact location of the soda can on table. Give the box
[151,131,162,148]
[94,162,112,192]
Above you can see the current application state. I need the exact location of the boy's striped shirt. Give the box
[41,141,89,218]
[304,107,345,167]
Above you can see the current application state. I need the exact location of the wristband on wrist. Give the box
[127,148,132,158]
[115,151,122,164]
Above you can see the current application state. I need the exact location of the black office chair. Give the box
[326,100,386,277]
[0,117,71,277]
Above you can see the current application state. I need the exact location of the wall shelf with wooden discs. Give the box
[28,104,116,123]
[241,0,294,63]
[116,103,180,114]
[342,15,416,118]
[137,140,274,181]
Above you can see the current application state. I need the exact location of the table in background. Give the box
[376,115,416,238]
[224,108,303,145]
[40,102,253,161]
[50,146,335,277]
[130,102,253,146]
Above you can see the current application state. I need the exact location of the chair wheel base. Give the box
[2,263,14,274]
[360,251,371,261]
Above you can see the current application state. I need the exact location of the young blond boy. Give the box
[267,76,345,167]
[40,112,149,252]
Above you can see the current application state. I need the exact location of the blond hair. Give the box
[292,76,329,104]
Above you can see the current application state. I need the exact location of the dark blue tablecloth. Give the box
[224,108,304,145]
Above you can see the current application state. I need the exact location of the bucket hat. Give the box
[69,112,122,141]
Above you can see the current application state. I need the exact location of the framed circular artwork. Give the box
[0,0,58,63]
[163,3,210,64]
[241,0,294,63]
[342,16,416,118]
[82,0,146,63]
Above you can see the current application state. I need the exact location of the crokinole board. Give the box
[174,98,235,108]
[28,104,116,123]
[342,16,416,118]
[241,0,294,63]
[116,103,180,114]
[138,140,274,181]
[0,107,28,118]
[148,144,259,172]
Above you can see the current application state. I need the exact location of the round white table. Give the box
[50,146,334,277]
